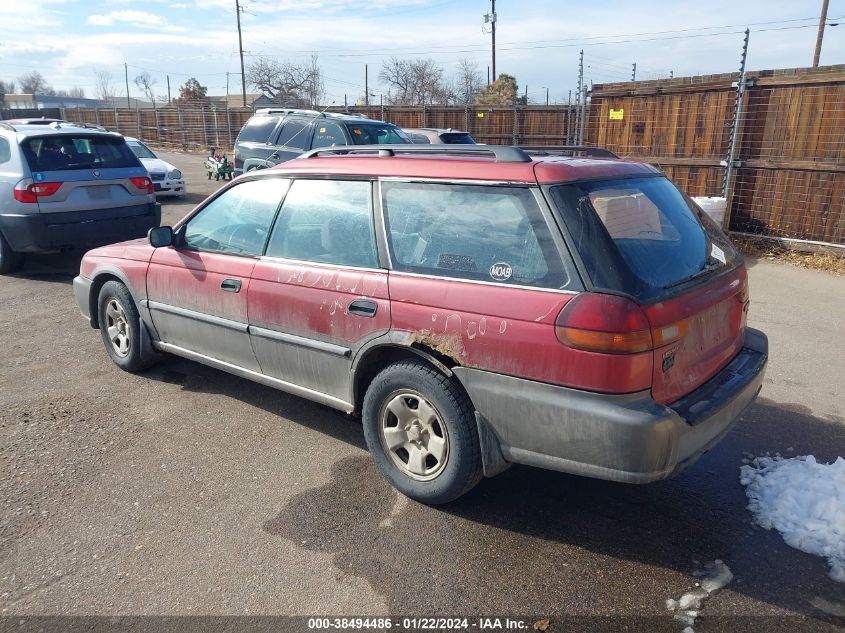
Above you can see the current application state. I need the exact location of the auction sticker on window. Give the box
[490,262,513,281]
[710,243,726,264]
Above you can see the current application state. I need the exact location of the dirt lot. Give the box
[1,152,843,630]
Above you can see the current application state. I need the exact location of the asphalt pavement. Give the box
[0,151,843,631]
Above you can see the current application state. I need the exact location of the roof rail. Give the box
[0,122,16,131]
[298,144,533,163]
[325,111,368,119]
[255,107,322,117]
[518,145,619,159]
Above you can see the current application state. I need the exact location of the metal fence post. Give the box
[512,99,517,145]
[114,107,119,134]
[226,104,233,148]
[464,103,469,132]
[722,28,751,231]
[135,105,141,139]
[202,106,209,147]
[177,106,187,149]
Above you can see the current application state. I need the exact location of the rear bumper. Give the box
[0,204,161,253]
[453,328,768,483]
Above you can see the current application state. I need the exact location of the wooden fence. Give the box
[60,64,845,245]
[588,65,845,245]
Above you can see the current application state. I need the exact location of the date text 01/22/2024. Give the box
[306,617,536,630]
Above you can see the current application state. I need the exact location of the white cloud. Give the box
[86,9,186,32]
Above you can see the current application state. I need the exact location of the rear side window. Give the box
[439,132,476,144]
[383,182,568,289]
[0,138,10,164]
[311,121,347,148]
[407,133,431,144]
[237,116,279,143]
[265,179,378,268]
[347,124,410,145]
[276,119,311,150]
[549,176,739,299]
[21,135,140,172]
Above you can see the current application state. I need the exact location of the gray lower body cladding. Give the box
[453,328,768,484]
[0,204,161,253]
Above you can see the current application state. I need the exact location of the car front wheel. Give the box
[97,280,156,372]
[362,360,483,504]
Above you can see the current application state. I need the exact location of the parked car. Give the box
[233,108,411,175]
[124,137,187,198]
[0,121,159,274]
[403,128,477,144]
[73,144,767,504]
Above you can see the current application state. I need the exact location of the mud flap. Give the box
[475,412,511,477]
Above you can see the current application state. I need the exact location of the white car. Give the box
[124,137,187,198]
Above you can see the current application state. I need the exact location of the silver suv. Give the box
[0,121,160,274]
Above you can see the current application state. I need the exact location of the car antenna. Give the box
[281,101,337,149]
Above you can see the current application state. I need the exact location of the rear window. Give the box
[21,135,141,172]
[237,116,279,143]
[439,132,476,144]
[549,176,739,300]
[275,119,311,150]
[347,124,410,145]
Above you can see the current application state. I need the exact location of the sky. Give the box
[1,0,843,104]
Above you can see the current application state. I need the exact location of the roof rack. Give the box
[298,144,533,163]
[255,107,323,117]
[518,145,619,159]
[0,122,16,131]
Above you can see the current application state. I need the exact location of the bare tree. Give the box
[17,71,51,95]
[451,59,484,106]
[134,72,157,106]
[0,80,15,101]
[379,57,449,105]
[56,87,86,98]
[247,56,323,107]
[94,70,116,102]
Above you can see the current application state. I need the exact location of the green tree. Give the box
[177,77,208,102]
[475,74,519,106]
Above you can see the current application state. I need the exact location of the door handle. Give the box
[348,299,377,318]
[221,278,242,293]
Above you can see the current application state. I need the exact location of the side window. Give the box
[408,133,431,144]
[311,121,347,149]
[0,138,10,164]
[382,182,568,289]
[237,116,279,143]
[183,178,289,256]
[265,180,378,268]
[275,119,311,150]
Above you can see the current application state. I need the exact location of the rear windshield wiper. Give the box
[664,261,722,289]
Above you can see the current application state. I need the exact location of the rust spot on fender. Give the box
[410,330,466,365]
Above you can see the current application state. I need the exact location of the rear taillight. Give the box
[555,293,689,354]
[130,176,154,194]
[13,179,62,203]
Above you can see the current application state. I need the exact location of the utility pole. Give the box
[487,66,490,85]
[524,84,528,104]
[235,0,247,107]
[483,0,497,82]
[631,63,637,81]
[124,62,130,109]
[365,64,369,106]
[166,75,171,104]
[813,0,830,67]
[542,86,549,105]
[576,49,584,144]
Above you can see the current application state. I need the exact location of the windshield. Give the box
[347,124,411,145]
[127,141,157,159]
[21,135,142,172]
[549,176,739,300]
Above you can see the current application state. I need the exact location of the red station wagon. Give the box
[73,145,768,504]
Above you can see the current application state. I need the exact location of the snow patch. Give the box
[740,454,845,583]
[666,560,733,632]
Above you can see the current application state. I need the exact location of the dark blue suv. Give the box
[233,108,411,175]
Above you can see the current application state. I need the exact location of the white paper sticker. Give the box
[711,243,726,264]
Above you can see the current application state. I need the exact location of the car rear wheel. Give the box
[362,360,483,504]
[0,231,24,275]
[97,281,156,372]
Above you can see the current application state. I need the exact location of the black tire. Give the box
[362,360,483,504]
[0,231,24,275]
[97,281,156,372]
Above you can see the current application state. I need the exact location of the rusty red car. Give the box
[73,145,767,504]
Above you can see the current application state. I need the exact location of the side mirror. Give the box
[148,225,173,248]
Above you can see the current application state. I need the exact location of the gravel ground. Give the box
[0,152,843,631]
